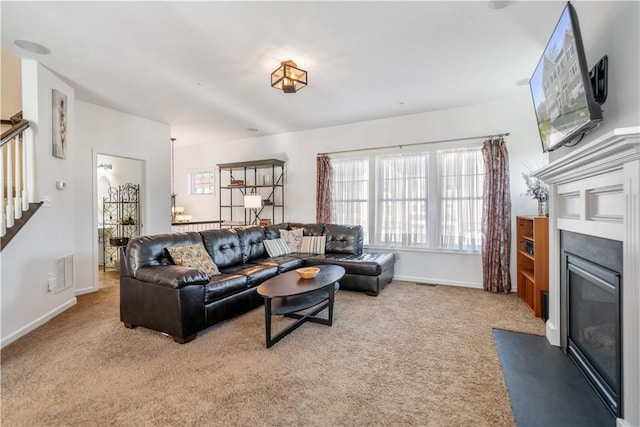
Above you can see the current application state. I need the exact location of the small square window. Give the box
[189,170,215,195]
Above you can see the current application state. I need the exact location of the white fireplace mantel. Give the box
[533,127,640,427]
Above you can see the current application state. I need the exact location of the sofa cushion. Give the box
[166,243,221,275]
[235,225,267,262]
[324,224,363,255]
[302,223,325,236]
[304,252,396,276]
[280,228,303,253]
[220,264,279,287]
[254,256,305,273]
[203,274,249,303]
[263,238,290,257]
[263,224,282,240]
[134,265,211,288]
[201,229,243,269]
[299,235,326,254]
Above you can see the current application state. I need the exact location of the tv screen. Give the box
[529,2,602,152]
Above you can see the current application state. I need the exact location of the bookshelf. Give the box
[516,216,549,317]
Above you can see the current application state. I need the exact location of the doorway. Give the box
[96,153,144,289]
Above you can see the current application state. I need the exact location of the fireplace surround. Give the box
[534,127,640,427]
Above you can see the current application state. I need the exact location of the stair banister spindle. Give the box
[1,144,5,237]
[5,138,14,228]
[21,133,28,211]
[14,135,22,219]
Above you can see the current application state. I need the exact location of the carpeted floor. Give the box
[1,281,545,426]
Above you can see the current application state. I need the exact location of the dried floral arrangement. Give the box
[522,172,549,201]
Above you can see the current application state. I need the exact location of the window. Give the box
[332,158,369,244]
[375,153,428,247]
[189,170,215,195]
[437,148,484,251]
[569,63,578,78]
[331,144,484,252]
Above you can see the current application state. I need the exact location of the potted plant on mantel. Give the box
[522,172,549,216]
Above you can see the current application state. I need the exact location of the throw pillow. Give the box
[263,238,291,257]
[166,243,221,276]
[298,235,326,255]
[280,228,303,253]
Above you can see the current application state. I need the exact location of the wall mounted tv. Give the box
[529,2,602,152]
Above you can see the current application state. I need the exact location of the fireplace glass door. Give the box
[566,253,621,416]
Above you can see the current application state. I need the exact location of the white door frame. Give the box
[79,148,147,294]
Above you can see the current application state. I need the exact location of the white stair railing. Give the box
[1,112,31,238]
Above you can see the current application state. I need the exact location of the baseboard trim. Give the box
[617,418,632,427]
[546,319,561,347]
[393,274,482,289]
[75,285,97,296]
[1,297,77,348]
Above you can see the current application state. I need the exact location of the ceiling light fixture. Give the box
[271,60,307,93]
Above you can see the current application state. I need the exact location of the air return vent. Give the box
[55,254,74,294]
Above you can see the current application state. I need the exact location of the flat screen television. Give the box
[529,2,602,152]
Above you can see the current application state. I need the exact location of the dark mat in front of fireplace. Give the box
[493,328,614,427]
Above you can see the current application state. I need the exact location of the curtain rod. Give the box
[317,132,510,156]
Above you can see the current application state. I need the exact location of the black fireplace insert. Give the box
[561,231,622,418]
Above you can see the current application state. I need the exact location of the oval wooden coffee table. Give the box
[257,265,345,348]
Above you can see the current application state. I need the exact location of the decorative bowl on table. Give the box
[296,267,320,279]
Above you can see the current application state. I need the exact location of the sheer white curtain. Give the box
[375,153,428,247]
[331,158,369,244]
[438,147,484,251]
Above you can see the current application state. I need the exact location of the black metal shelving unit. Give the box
[217,159,285,227]
[102,183,140,270]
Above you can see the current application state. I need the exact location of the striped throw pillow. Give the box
[263,238,291,257]
[298,236,326,255]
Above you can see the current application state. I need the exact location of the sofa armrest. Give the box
[134,265,210,289]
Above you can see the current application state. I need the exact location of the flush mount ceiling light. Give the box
[271,60,307,93]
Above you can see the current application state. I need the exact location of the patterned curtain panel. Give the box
[481,137,512,293]
[316,155,334,223]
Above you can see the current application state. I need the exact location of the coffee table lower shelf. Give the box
[264,282,339,348]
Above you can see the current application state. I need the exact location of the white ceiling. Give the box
[0,1,621,146]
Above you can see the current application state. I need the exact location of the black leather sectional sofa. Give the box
[120,223,395,343]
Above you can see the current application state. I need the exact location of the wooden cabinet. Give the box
[516,216,549,317]
[217,159,285,226]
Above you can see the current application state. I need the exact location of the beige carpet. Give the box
[1,281,545,426]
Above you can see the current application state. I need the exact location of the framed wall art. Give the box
[52,89,67,159]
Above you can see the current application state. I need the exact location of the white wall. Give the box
[1,60,77,347]
[1,65,171,347]
[175,93,545,288]
[74,101,171,294]
[548,1,640,161]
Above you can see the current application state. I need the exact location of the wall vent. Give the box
[55,254,74,294]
